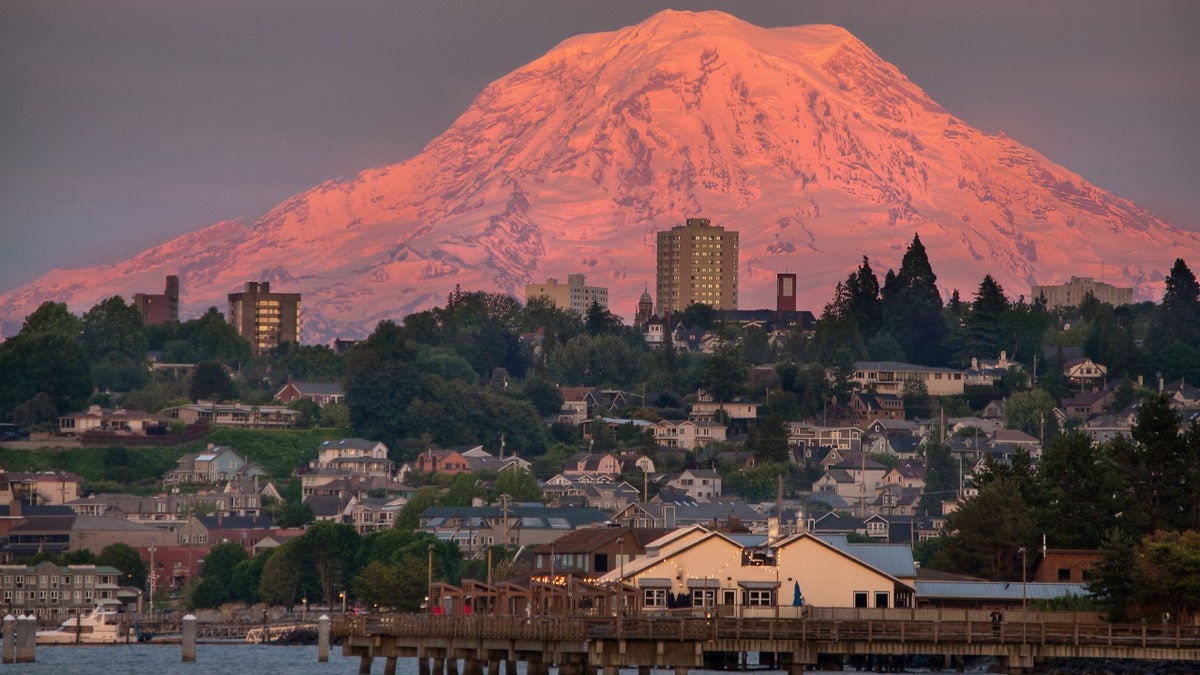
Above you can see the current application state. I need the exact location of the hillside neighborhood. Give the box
[1,244,1199,628]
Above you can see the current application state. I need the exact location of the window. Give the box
[742,590,774,606]
[722,590,736,606]
[643,589,667,608]
[874,592,889,608]
[853,592,868,608]
[1057,568,1071,581]
[691,589,715,607]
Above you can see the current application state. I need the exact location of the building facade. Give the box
[227,281,301,353]
[656,218,739,314]
[1031,276,1133,309]
[0,562,125,620]
[132,275,180,325]
[524,274,608,316]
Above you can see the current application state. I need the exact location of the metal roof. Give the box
[915,581,1090,601]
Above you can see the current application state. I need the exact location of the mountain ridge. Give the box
[1,10,1192,342]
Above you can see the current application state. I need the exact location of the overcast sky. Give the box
[1,1,1197,293]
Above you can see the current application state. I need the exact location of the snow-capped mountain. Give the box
[2,10,1193,342]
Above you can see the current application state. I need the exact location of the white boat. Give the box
[36,604,133,645]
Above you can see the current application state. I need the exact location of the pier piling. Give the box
[181,614,197,662]
[318,615,330,662]
[2,614,14,664]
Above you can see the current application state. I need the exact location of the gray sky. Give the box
[1,1,1197,293]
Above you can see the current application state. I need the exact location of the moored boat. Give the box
[36,604,133,645]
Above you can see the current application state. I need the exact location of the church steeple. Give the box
[635,285,654,324]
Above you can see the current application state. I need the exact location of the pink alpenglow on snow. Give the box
[0,10,1192,342]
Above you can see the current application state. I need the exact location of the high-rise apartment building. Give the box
[656,217,739,314]
[524,274,608,316]
[227,282,301,353]
[1031,277,1133,310]
[132,275,180,325]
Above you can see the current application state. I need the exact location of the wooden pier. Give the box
[334,609,1200,675]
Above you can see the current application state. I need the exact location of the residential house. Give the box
[58,405,169,436]
[851,361,966,397]
[311,438,393,475]
[812,456,888,517]
[805,512,865,538]
[0,471,85,506]
[861,514,942,545]
[690,394,759,423]
[869,484,921,517]
[866,434,922,460]
[865,418,920,438]
[162,446,266,487]
[413,448,471,476]
[176,514,276,549]
[1082,414,1131,445]
[611,499,767,532]
[653,420,727,450]
[847,392,905,423]
[990,429,1043,457]
[349,496,406,534]
[563,453,622,479]
[963,351,1024,387]
[161,402,300,429]
[980,399,1005,419]
[1063,357,1107,388]
[663,469,722,501]
[786,423,863,454]
[617,451,656,475]
[881,462,926,491]
[1062,390,1113,421]
[417,504,610,556]
[558,387,605,426]
[274,378,345,407]
[66,490,262,525]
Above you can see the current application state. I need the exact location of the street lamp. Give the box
[339,591,346,614]
[427,544,435,613]
[302,597,308,622]
[147,544,156,614]
[615,536,625,618]
[1018,547,1027,644]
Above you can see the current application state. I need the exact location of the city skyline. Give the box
[1,2,1196,295]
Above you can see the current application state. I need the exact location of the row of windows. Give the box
[4,575,101,587]
[640,589,891,609]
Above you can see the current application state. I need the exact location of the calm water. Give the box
[2,644,984,674]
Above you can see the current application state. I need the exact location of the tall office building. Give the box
[132,275,180,325]
[656,217,739,314]
[227,282,302,353]
[524,274,608,316]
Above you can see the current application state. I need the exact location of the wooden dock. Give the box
[334,609,1200,675]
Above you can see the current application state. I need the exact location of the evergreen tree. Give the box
[1149,258,1200,350]
[750,413,790,464]
[918,438,957,516]
[930,479,1033,580]
[880,234,948,364]
[1114,394,1191,535]
[960,275,1009,361]
[1088,527,1138,622]
[845,255,881,338]
[1034,430,1121,548]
